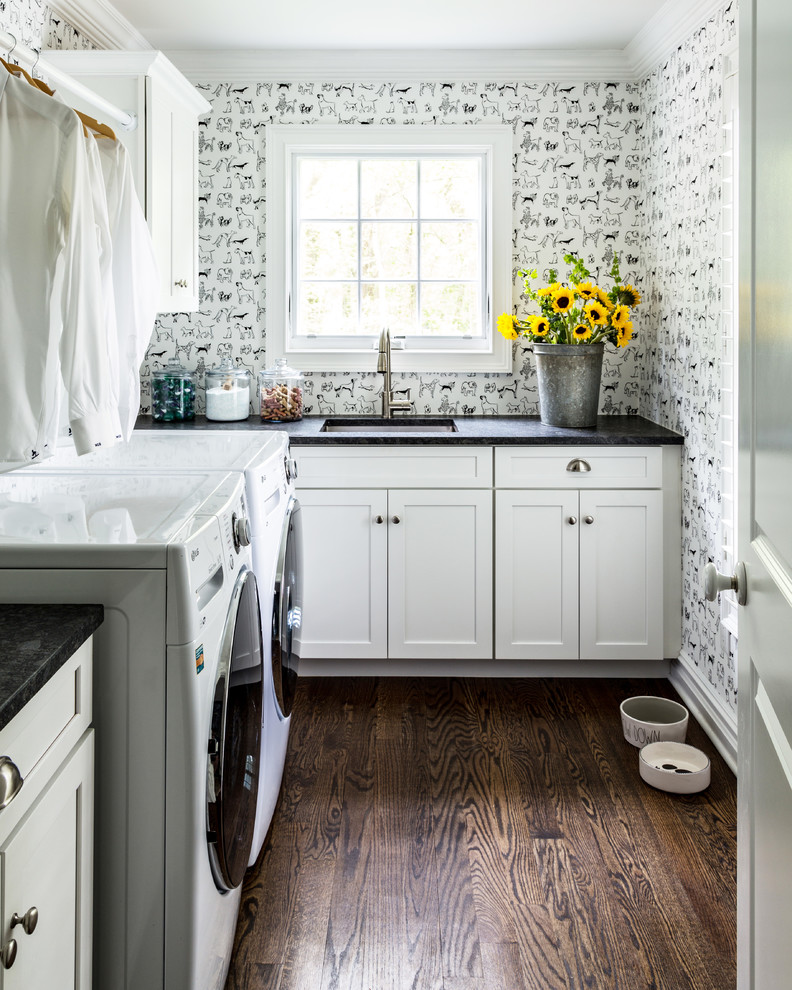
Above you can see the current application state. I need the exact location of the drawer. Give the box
[295,445,493,488]
[0,639,92,784]
[495,446,663,489]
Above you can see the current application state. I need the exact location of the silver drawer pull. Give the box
[567,516,577,525]
[0,940,16,969]
[584,515,594,525]
[0,757,23,811]
[374,515,384,525]
[566,458,591,473]
[391,515,401,524]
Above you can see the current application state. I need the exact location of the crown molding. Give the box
[47,0,152,50]
[167,47,635,84]
[625,0,728,78]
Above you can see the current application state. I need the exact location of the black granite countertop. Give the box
[136,414,683,446]
[0,605,103,731]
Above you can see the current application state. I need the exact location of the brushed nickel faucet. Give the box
[377,329,413,419]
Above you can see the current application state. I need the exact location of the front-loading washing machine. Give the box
[0,468,262,990]
[26,429,303,863]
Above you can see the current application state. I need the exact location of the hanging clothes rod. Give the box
[0,30,137,131]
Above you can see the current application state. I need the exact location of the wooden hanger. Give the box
[74,110,116,141]
[1,56,37,87]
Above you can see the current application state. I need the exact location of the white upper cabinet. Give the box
[46,51,210,313]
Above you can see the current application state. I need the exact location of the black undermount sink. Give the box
[320,417,458,433]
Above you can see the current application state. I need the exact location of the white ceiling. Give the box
[103,0,669,52]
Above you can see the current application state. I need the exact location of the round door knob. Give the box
[567,516,577,525]
[11,907,38,936]
[374,515,384,524]
[0,940,17,969]
[391,515,401,524]
[584,515,594,524]
[703,561,747,606]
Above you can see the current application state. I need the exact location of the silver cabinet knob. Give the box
[566,458,591,473]
[11,907,38,936]
[0,940,16,969]
[0,757,23,811]
[567,516,577,525]
[374,515,384,525]
[584,515,594,524]
[703,561,747,606]
[391,515,401,524]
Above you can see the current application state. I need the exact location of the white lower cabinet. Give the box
[494,448,667,662]
[0,642,93,990]
[296,446,494,661]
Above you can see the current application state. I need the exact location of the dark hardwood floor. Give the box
[228,677,737,990]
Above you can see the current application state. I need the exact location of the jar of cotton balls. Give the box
[205,359,251,421]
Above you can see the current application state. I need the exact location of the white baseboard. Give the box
[300,658,671,679]
[669,652,738,774]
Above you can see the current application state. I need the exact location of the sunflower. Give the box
[551,285,576,313]
[536,282,561,298]
[572,323,592,341]
[574,281,598,300]
[497,312,519,340]
[617,321,634,347]
[527,315,550,337]
[584,300,608,326]
[611,304,630,328]
[617,284,642,307]
[595,288,614,311]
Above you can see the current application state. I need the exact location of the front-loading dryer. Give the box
[26,429,302,862]
[0,468,261,990]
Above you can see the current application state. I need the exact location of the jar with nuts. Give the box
[258,358,304,422]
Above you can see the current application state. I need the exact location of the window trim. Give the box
[266,124,513,373]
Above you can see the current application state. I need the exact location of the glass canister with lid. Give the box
[205,359,251,421]
[151,357,196,422]
[259,358,304,422]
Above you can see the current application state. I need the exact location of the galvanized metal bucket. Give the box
[532,342,604,428]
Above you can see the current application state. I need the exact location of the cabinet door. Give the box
[1,731,94,990]
[578,490,663,660]
[147,80,199,312]
[388,489,492,660]
[495,489,579,660]
[297,490,388,659]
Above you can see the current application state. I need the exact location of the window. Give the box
[266,125,513,372]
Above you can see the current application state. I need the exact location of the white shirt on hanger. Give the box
[95,137,159,441]
[0,65,120,466]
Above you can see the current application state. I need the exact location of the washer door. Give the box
[271,496,303,718]
[206,567,263,891]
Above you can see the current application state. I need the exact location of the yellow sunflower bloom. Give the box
[536,282,561,298]
[584,301,608,326]
[527,315,550,337]
[574,281,597,300]
[611,304,630,328]
[497,312,519,340]
[551,286,576,313]
[617,321,634,347]
[618,284,642,307]
[572,323,592,341]
[595,288,614,311]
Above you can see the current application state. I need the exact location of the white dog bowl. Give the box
[620,695,689,748]
[639,741,711,794]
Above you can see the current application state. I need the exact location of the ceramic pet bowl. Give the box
[620,695,689,748]
[639,741,711,794]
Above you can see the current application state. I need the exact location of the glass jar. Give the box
[151,357,195,422]
[205,360,251,421]
[259,359,304,422]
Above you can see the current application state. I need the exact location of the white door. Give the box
[494,489,579,660]
[388,489,492,660]
[737,0,792,985]
[578,490,663,661]
[297,489,388,659]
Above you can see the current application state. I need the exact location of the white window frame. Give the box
[266,124,513,373]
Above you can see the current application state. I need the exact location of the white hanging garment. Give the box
[95,137,159,440]
[0,65,120,465]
